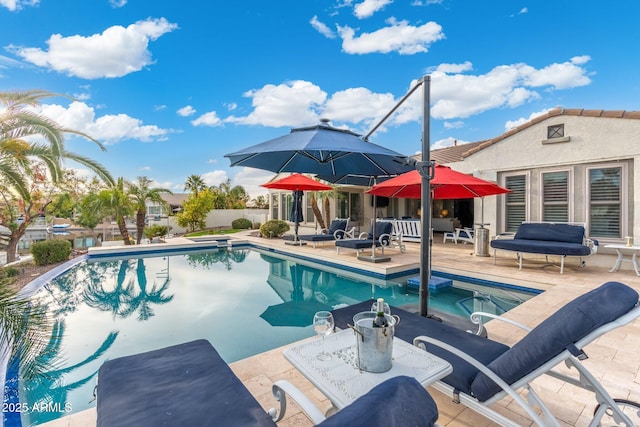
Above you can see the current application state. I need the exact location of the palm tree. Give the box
[128,177,172,244]
[184,174,206,196]
[0,89,114,263]
[97,178,134,245]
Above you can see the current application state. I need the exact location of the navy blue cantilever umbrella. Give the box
[225,119,413,182]
[226,119,413,261]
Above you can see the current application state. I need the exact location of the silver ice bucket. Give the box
[352,311,396,373]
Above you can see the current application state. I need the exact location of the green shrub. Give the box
[144,224,170,239]
[259,220,290,238]
[4,267,18,277]
[31,240,72,265]
[231,218,252,229]
[0,266,19,279]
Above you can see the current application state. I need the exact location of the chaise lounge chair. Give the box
[331,281,640,426]
[298,218,355,248]
[96,339,439,427]
[334,220,394,256]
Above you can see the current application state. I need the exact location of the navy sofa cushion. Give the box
[97,339,276,427]
[470,282,638,402]
[491,239,591,256]
[515,223,584,244]
[317,376,438,427]
[332,301,510,397]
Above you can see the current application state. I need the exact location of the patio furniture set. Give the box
[96,281,640,426]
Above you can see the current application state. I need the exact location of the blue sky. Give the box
[1,0,639,199]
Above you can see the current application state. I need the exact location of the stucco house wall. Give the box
[451,108,640,244]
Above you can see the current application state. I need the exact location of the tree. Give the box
[210,178,248,209]
[97,178,134,245]
[184,174,206,196]
[0,90,113,263]
[251,195,269,209]
[127,177,172,244]
[176,189,215,232]
[308,192,326,230]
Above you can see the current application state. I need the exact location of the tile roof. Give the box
[416,108,640,163]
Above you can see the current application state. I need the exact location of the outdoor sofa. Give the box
[331,281,640,426]
[490,222,598,274]
[96,339,439,426]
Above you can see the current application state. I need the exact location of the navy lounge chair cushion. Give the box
[299,219,347,243]
[317,376,438,427]
[97,339,276,427]
[332,301,510,397]
[335,221,393,249]
[470,281,639,402]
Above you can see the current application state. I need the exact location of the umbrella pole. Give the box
[286,189,306,246]
[419,76,432,317]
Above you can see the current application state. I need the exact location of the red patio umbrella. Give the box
[261,174,332,244]
[367,165,510,200]
[261,173,333,192]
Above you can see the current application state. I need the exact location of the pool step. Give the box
[406,275,453,290]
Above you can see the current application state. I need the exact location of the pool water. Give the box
[11,246,535,426]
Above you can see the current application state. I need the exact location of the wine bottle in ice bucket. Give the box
[372,298,389,328]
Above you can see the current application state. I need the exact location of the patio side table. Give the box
[283,328,452,412]
[605,244,640,276]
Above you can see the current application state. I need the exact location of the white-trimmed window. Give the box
[504,174,527,232]
[587,165,624,238]
[541,170,570,223]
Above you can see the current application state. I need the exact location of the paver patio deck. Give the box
[41,230,640,427]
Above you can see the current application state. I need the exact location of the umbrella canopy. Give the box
[367,165,510,199]
[225,119,413,184]
[261,173,332,191]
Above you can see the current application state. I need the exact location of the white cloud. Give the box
[353,0,393,19]
[433,61,473,74]
[443,120,464,129]
[431,137,471,150]
[323,87,397,129]
[232,167,273,198]
[177,105,196,117]
[37,101,172,144]
[226,80,326,127]
[11,17,178,79]
[110,0,127,7]
[191,111,222,127]
[201,170,228,187]
[426,57,591,119]
[140,166,151,171]
[310,15,336,39]
[154,104,167,111]
[218,57,591,129]
[338,19,444,54]
[504,108,554,130]
[0,0,38,11]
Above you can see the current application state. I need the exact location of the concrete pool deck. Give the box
[40,231,640,427]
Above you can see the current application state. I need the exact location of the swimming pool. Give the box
[8,245,537,426]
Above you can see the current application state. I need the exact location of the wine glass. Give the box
[313,311,334,360]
